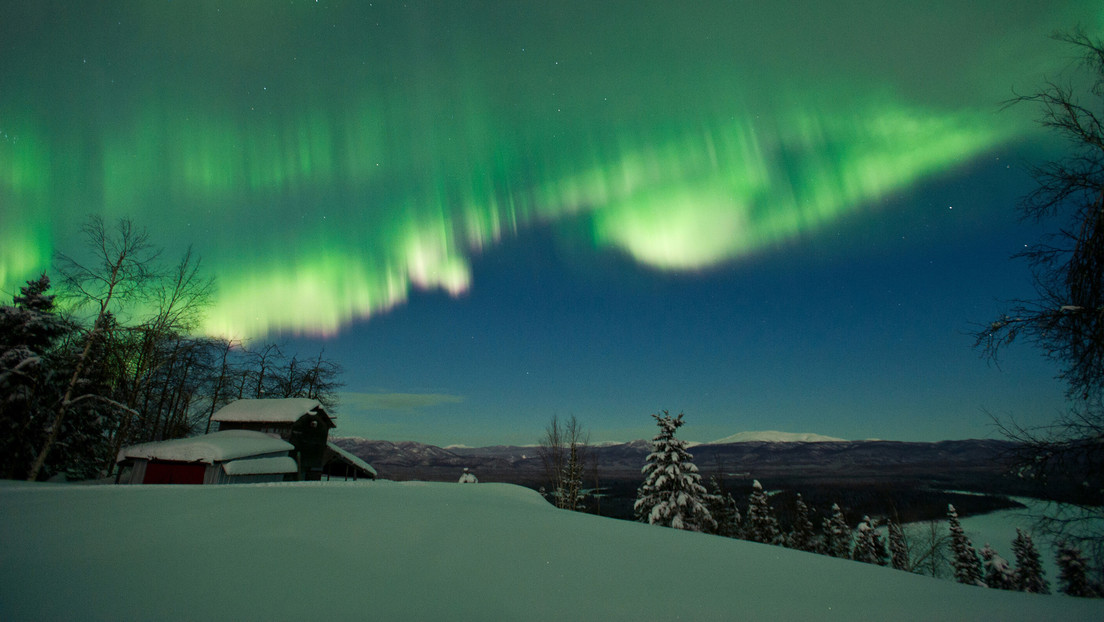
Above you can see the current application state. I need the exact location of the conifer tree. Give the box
[787,493,819,552]
[851,516,889,566]
[947,505,984,586]
[0,275,69,479]
[744,480,781,544]
[980,543,1016,590]
[634,411,715,532]
[1012,528,1050,594]
[1055,541,1096,597]
[821,503,851,558]
[704,476,741,538]
[887,518,910,571]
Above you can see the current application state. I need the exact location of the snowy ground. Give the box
[2,480,1102,621]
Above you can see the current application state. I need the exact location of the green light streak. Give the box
[2,1,1086,337]
[0,116,52,291]
[0,92,1019,337]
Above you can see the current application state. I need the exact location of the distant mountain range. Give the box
[331,435,1022,492]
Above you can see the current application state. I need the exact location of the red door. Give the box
[143,461,206,484]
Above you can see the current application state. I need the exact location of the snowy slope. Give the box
[1,481,1101,621]
[709,430,847,443]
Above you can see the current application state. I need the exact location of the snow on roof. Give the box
[211,398,329,424]
[326,442,377,477]
[117,430,293,464]
[221,456,298,476]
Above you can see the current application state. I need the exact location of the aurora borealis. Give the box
[2,1,1102,445]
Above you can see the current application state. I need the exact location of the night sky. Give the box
[2,1,1101,446]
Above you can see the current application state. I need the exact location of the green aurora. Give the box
[1,1,1100,338]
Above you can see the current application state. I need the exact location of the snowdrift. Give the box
[1,480,1100,621]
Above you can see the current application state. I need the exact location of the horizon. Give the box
[328,427,1005,449]
[3,2,1100,448]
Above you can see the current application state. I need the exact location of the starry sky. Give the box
[2,1,1101,446]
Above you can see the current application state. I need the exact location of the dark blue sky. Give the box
[292,153,1067,445]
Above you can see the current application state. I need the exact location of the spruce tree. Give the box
[634,411,715,532]
[0,275,69,479]
[851,516,889,566]
[1055,541,1096,597]
[821,503,851,558]
[704,476,741,538]
[1012,528,1050,594]
[744,480,781,544]
[980,543,1016,590]
[786,493,818,552]
[947,505,984,586]
[887,518,910,571]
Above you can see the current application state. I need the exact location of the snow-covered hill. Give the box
[1,481,1100,621]
[709,430,847,443]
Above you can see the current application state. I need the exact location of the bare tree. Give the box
[975,31,1104,569]
[538,414,589,511]
[203,338,240,433]
[27,216,158,481]
[909,519,953,579]
[246,342,284,398]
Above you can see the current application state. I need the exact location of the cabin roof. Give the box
[326,442,378,477]
[117,430,293,464]
[211,398,332,425]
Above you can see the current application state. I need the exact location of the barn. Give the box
[115,430,297,485]
[211,398,343,480]
[115,398,377,484]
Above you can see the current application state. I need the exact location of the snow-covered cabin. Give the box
[212,398,375,481]
[114,398,376,484]
[115,430,297,485]
[211,398,335,480]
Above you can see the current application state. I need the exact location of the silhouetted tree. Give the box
[1012,528,1050,594]
[975,31,1104,567]
[28,217,157,480]
[1056,541,1099,597]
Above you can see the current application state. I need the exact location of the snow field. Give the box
[1,480,1101,621]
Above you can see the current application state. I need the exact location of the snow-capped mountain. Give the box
[708,430,847,444]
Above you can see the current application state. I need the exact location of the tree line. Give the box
[632,410,1101,597]
[0,216,342,481]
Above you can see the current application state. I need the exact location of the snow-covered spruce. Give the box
[704,476,741,538]
[887,518,910,571]
[634,411,715,532]
[947,504,985,587]
[822,503,851,558]
[1011,528,1049,594]
[743,479,782,544]
[0,274,114,481]
[980,543,1015,590]
[1055,541,1097,597]
[851,515,889,566]
[786,493,819,553]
